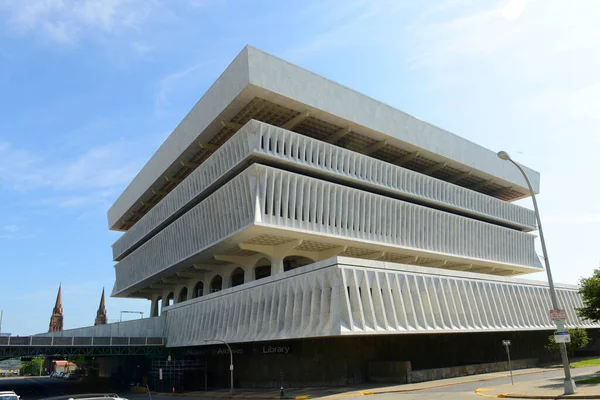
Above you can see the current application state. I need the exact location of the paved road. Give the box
[4,367,600,400]
[357,366,600,399]
[0,376,119,400]
[0,376,74,399]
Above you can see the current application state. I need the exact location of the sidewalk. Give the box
[153,366,559,399]
[475,366,600,399]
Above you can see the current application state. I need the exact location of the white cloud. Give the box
[155,62,210,114]
[406,0,600,79]
[500,0,527,21]
[405,1,530,72]
[131,41,152,56]
[0,0,156,44]
[0,224,34,240]
[396,0,600,284]
[569,81,600,121]
[0,140,145,196]
[283,0,406,61]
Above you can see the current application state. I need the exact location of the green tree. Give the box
[20,358,44,376]
[578,268,600,322]
[546,327,590,357]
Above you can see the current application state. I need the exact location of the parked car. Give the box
[0,390,20,400]
[64,373,76,380]
[40,394,127,400]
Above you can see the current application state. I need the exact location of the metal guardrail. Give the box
[0,336,164,347]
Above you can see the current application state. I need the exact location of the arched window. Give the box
[193,281,204,298]
[166,292,175,307]
[283,255,314,272]
[254,258,272,280]
[210,275,223,293]
[178,287,188,303]
[230,267,245,287]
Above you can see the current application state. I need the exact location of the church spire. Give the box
[94,288,107,326]
[48,284,63,332]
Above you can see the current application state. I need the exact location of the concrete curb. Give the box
[475,387,600,399]
[500,395,600,399]
[151,393,299,399]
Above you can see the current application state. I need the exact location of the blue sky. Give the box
[0,0,598,335]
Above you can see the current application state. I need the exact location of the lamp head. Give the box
[497,151,511,161]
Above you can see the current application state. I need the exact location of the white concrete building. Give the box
[41,46,600,387]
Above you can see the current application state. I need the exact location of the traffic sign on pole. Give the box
[554,320,567,333]
[550,309,567,321]
[502,340,514,385]
[555,332,571,343]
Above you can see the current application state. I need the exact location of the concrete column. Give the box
[162,289,174,310]
[204,272,215,294]
[272,258,284,275]
[238,239,303,275]
[244,266,254,283]
[213,254,267,283]
[174,284,187,304]
[187,280,197,298]
[222,276,231,289]
[150,297,158,317]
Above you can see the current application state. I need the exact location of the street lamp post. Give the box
[497,150,576,395]
[204,338,234,394]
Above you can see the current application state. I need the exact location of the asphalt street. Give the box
[3,367,600,400]
[0,376,120,400]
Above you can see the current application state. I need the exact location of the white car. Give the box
[0,391,20,400]
[40,394,127,400]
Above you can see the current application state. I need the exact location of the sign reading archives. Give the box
[549,309,567,321]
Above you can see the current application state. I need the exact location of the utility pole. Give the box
[497,151,576,395]
[203,339,234,394]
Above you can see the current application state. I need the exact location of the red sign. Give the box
[549,309,567,321]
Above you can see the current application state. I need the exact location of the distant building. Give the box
[0,360,20,376]
[94,288,107,326]
[48,284,63,332]
[52,360,76,373]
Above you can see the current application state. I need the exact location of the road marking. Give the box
[475,387,500,398]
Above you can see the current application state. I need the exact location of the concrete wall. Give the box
[179,330,559,388]
[410,358,538,383]
[366,358,538,384]
[160,258,592,348]
[35,316,164,338]
[98,358,121,378]
[113,120,536,261]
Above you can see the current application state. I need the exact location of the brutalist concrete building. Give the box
[41,46,600,388]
